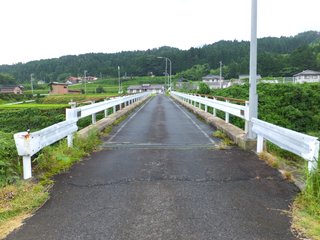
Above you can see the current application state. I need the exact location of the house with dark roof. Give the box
[0,86,23,94]
[127,84,164,94]
[293,70,320,83]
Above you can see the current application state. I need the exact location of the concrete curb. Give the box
[171,95,257,151]
[77,97,150,138]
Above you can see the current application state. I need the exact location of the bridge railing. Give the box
[14,92,150,179]
[252,118,320,172]
[171,91,249,132]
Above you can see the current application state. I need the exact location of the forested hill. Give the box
[1,31,319,83]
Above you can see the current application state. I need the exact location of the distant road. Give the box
[7,95,298,240]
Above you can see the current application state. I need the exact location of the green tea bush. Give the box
[0,131,21,186]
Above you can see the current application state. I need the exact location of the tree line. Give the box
[0,31,319,84]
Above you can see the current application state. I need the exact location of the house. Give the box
[204,81,232,89]
[127,84,164,94]
[0,86,23,94]
[49,82,81,95]
[293,70,320,83]
[67,76,81,84]
[37,80,46,85]
[202,74,231,89]
[202,74,224,82]
[239,74,262,80]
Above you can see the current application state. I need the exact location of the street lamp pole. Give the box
[248,0,258,139]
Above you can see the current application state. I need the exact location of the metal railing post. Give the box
[66,101,77,147]
[257,135,264,153]
[225,100,230,123]
[23,156,32,179]
[104,99,108,118]
[245,101,249,133]
[91,101,96,124]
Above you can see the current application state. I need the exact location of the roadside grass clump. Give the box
[0,132,21,187]
[293,163,320,240]
[258,151,280,169]
[34,129,101,184]
[0,128,102,239]
[213,130,234,149]
[0,181,49,238]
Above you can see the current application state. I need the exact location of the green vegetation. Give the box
[208,83,320,239]
[0,129,101,239]
[294,165,320,240]
[213,130,234,149]
[0,31,319,83]
[211,83,320,138]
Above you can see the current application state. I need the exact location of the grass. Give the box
[213,130,234,149]
[0,99,139,239]
[0,130,101,239]
[258,148,320,239]
[0,181,49,238]
[0,103,68,110]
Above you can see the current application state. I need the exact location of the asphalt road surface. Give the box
[7,95,299,240]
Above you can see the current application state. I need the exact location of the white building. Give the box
[127,84,164,94]
[202,74,224,82]
[293,70,320,83]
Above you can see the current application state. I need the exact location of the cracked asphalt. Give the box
[6,95,299,240]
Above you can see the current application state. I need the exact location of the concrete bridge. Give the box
[8,94,301,240]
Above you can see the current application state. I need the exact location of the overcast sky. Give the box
[0,0,319,65]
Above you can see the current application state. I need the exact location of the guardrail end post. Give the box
[67,134,73,147]
[256,135,264,153]
[23,156,32,179]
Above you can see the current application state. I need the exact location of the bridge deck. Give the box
[7,95,299,240]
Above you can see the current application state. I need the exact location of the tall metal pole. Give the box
[165,58,168,88]
[30,74,34,95]
[248,0,258,139]
[168,58,172,90]
[219,61,222,88]
[157,57,172,91]
[118,66,121,94]
[84,70,87,94]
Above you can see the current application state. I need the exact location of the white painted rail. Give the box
[14,92,150,179]
[252,118,320,171]
[14,120,78,179]
[171,91,249,131]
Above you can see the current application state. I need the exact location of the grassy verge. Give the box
[257,146,320,239]
[212,130,234,149]
[292,165,320,240]
[0,103,136,239]
[0,130,101,239]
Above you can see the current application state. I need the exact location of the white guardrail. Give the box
[252,118,320,172]
[171,91,249,131]
[14,92,150,179]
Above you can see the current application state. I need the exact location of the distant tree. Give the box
[0,73,16,85]
[96,86,105,93]
[198,82,211,94]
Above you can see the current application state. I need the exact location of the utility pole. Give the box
[219,61,223,88]
[84,70,87,94]
[30,74,34,95]
[118,66,122,94]
[165,58,168,89]
[248,0,258,139]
